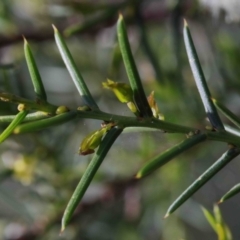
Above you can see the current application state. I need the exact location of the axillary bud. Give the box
[79,123,114,155]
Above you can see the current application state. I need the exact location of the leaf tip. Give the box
[217,199,223,204]
[52,24,58,33]
[183,18,188,27]
[164,213,170,219]
[118,13,123,21]
[60,223,65,234]
[22,35,27,43]
[211,98,216,103]
[135,172,142,179]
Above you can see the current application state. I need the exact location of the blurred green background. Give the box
[1,0,240,239]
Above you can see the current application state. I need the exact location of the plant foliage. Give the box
[1,16,240,233]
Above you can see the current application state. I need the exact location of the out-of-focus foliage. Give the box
[1,0,240,239]
[202,205,232,240]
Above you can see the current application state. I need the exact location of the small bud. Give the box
[102,79,133,103]
[147,91,164,120]
[127,101,138,114]
[56,106,69,115]
[18,104,27,111]
[205,125,214,131]
[102,79,140,116]
[77,106,91,111]
[79,124,113,155]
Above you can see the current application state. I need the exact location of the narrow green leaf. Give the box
[24,38,47,101]
[183,20,224,131]
[0,110,28,143]
[202,207,217,233]
[224,224,233,240]
[164,147,240,218]
[224,125,240,138]
[213,98,240,129]
[219,183,240,203]
[213,204,227,240]
[14,111,77,134]
[202,206,232,240]
[0,111,49,123]
[53,25,99,110]
[117,15,152,118]
[136,133,206,178]
[61,127,123,232]
[214,204,223,225]
[202,205,232,240]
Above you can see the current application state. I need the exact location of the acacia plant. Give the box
[1,15,240,232]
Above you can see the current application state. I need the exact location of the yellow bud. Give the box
[56,106,69,115]
[17,104,27,111]
[79,124,113,155]
[127,101,138,114]
[102,79,140,116]
[102,79,133,103]
[147,91,164,120]
[77,106,91,111]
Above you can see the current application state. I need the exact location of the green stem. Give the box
[14,111,77,134]
[207,131,240,147]
[0,92,57,113]
[76,110,240,146]
[76,109,195,133]
[0,112,50,123]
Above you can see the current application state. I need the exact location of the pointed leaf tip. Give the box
[23,36,27,43]
[118,13,123,20]
[183,16,224,130]
[60,221,65,235]
[52,24,57,32]
[117,13,153,117]
[164,213,169,219]
[135,173,142,179]
[60,226,65,234]
[183,19,188,27]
